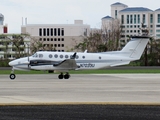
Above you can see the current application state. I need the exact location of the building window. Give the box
[47,38,49,41]
[130,25,132,28]
[51,28,53,36]
[43,28,46,36]
[43,38,46,41]
[121,25,125,28]
[143,14,146,23]
[158,14,160,23]
[115,10,117,19]
[122,30,125,33]
[54,38,57,41]
[54,44,57,47]
[84,28,87,36]
[156,25,160,27]
[138,14,140,24]
[121,35,125,37]
[61,38,64,41]
[150,14,153,23]
[58,38,60,41]
[39,28,42,36]
[156,30,160,32]
[51,38,53,41]
[156,34,160,37]
[47,28,49,36]
[54,28,57,36]
[150,25,153,28]
[121,15,124,24]
[127,15,129,24]
[130,15,133,24]
[61,28,64,36]
[62,44,64,47]
[58,44,60,47]
[134,15,136,24]
[58,28,60,36]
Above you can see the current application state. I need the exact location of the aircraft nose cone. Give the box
[9,61,14,66]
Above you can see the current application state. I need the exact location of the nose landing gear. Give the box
[10,74,16,80]
[10,69,16,80]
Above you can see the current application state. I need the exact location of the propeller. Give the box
[71,52,77,59]
[26,43,30,69]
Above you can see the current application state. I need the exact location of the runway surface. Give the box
[0,74,160,104]
[0,74,160,119]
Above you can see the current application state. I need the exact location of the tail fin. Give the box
[120,36,149,59]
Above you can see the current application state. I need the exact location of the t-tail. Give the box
[119,36,150,60]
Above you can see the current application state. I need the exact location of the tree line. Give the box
[1,19,160,66]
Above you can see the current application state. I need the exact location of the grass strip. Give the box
[1,69,160,74]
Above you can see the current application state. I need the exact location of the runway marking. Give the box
[0,102,160,106]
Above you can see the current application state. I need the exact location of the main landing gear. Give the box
[10,69,16,80]
[58,72,70,79]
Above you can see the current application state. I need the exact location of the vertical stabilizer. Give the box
[120,36,149,59]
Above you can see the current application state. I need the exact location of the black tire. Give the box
[58,74,63,79]
[64,74,70,79]
[10,74,16,80]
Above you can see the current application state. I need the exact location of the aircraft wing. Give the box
[53,53,79,70]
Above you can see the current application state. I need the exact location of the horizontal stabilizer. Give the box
[110,61,130,67]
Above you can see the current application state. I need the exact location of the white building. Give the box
[102,2,160,48]
[21,20,90,52]
[0,13,30,59]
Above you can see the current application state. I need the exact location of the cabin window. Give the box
[65,55,69,58]
[60,55,63,58]
[39,54,43,58]
[32,53,38,57]
[54,54,58,58]
[99,56,101,59]
[49,54,53,58]
[82,56,85,59]
[76,55,79,59]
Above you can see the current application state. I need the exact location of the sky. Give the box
[0,0,160,33]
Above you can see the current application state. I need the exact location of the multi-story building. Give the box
[102,2,160,48]
[0,13,30,59]
[21,20,90,52]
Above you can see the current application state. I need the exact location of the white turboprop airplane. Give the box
[8,35,150,80]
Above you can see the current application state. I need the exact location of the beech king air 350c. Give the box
[9,34,150,80]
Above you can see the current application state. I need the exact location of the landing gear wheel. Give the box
[64,74,70,79]
[58,73,64,79]
[10,74,16,80]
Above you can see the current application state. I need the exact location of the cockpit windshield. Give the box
[32,53,38,58]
